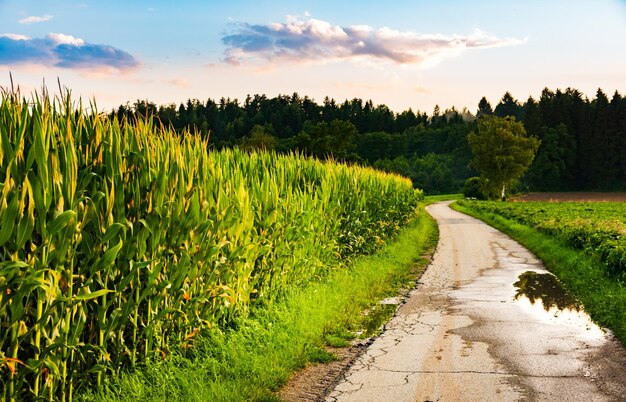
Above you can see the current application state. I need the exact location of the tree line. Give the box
[112,87,626,193]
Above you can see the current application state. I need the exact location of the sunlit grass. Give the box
[424,193,462,203]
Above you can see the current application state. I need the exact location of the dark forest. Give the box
[113,87,626,194]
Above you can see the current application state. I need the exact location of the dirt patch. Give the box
[276,341,371,402]
[512,192,626,202]
[585,333,626,399]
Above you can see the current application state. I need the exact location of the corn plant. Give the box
[0,90,422,401]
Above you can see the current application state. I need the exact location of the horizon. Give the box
[0,78,618,117]
[1,1,625,113]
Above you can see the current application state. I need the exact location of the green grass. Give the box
[451,202,626,345]
[78,206,438,402]
[424,193,462,203]
[454,200,626,277]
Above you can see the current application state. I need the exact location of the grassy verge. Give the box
[79,206,438,402]
[424,194,462,203]
[451,202,626,344]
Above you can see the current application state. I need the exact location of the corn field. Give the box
[0,91,422,401]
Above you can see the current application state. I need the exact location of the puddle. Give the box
[513,271,580,311]
[513,271,603,337]
[360,303,398,338]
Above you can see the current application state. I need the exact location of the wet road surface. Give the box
[327,201,626,401]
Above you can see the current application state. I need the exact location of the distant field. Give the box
[513,192,626,202]
[424,193,462,203]
[453,199,626,343]
[458,200,626,279]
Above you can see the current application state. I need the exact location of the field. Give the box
[512,192,626,202]
[458,200,626,279]
[454,199,626,343]
[0,92,422,401]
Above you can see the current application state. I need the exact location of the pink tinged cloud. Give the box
[222,16,526,68]
[168,78,191,88]
[0,33,139,73]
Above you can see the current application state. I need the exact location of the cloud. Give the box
[0,33,139,73]
[0,33,30,40]
[412,85,430,93]
[47,33,84,46]
[222,16,526,68]
[19,15,53,25]
[168,78,191,88]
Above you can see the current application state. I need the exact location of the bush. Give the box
[463,177,487,200]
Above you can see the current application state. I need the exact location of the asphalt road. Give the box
[327,201,626,401]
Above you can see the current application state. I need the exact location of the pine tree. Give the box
[477,97,493,118]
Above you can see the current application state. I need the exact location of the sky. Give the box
[0,0,625,114]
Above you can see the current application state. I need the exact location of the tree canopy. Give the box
[468,116,540,200]
[112,87,626,194]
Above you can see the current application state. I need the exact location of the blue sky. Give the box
[1,0,625,113]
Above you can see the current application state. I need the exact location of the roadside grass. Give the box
[424,193,462,203]
[451,202,626,345]
[79,206,438,402]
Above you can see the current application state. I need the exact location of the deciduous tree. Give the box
[240,124,278,151]
[468,116,540,200]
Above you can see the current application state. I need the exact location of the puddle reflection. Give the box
[512,271,604,337]
[513,271,580,312]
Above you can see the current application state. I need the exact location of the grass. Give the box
[454,200,626,278]
[451,202,626,345]
[78,205,438,402]
[424,193,462,203]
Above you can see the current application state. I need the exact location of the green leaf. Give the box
[74,289,113,301]
[48,210,76,236]
[85,363,108,374]
[15,178,35,248]
[101,222,125,244]
[0,192,19,246]
[98,239,123,270]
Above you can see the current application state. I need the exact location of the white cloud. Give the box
[222,16,526,69]
[0,33,30,40]
[19,15,53,25]
[47,33,85,46]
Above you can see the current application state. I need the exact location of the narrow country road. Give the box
[327,201,626,401]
